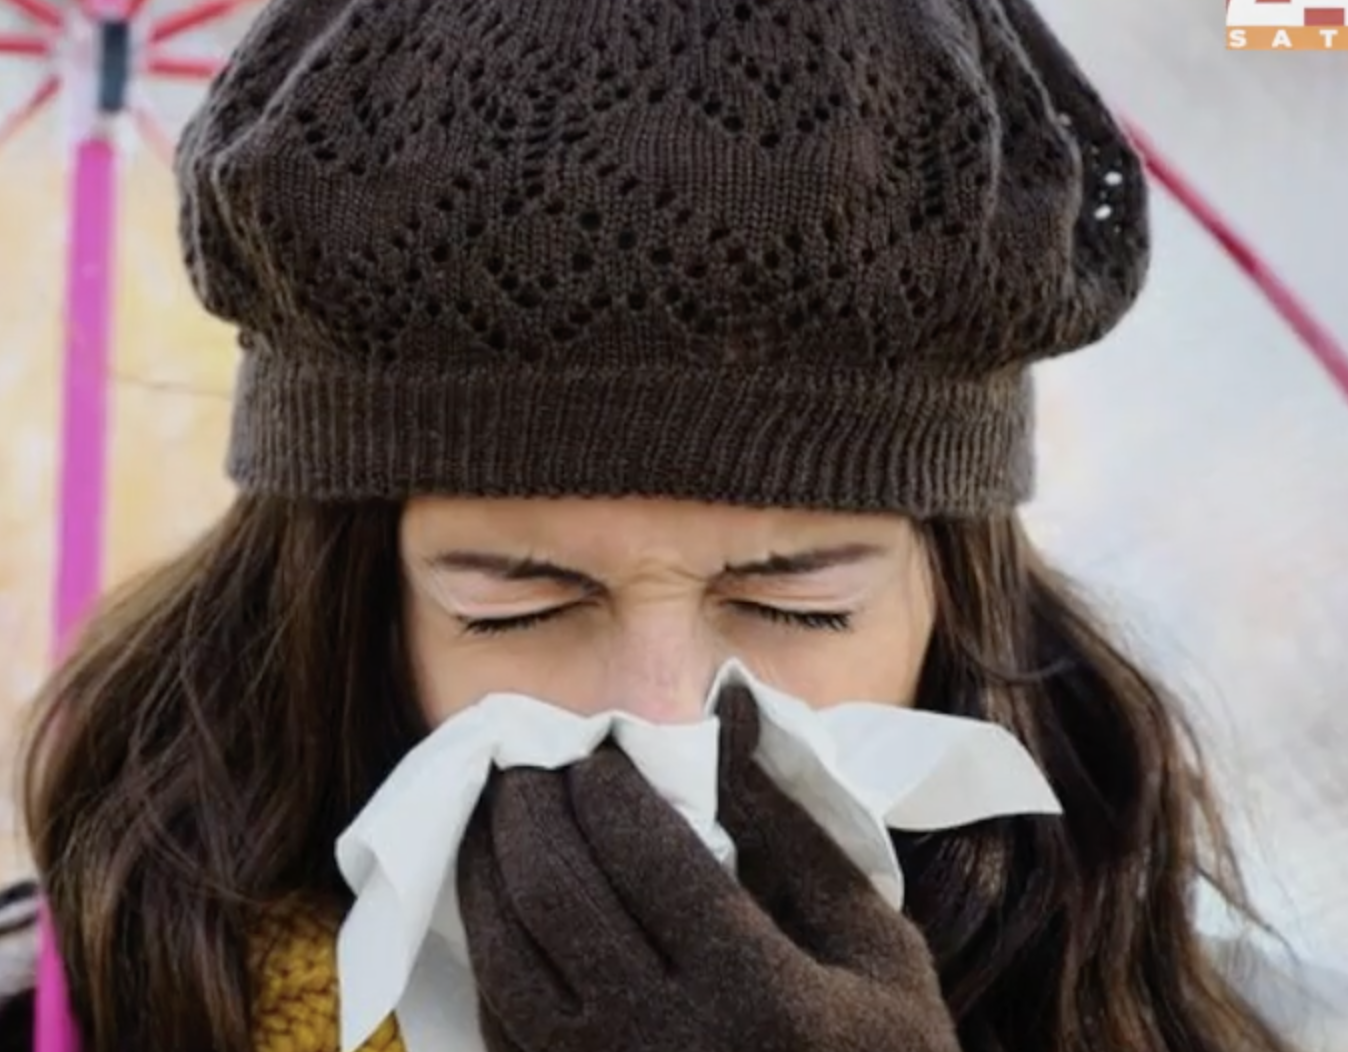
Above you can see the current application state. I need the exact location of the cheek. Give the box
[405,597,512,723]
[758,589,935,710]
[755,621,931,709]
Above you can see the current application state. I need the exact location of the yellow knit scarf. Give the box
[249,905,405,1052]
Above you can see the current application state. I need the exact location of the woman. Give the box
[0,0,1311,1048]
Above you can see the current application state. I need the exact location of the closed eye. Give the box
[729,602,854,632]
[457,605,576,636]
[458,602,853,636]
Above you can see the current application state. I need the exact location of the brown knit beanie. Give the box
[176,0,1148,515]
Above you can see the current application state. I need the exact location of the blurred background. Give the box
[1,0,1344,1007]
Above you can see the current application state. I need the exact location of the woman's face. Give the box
[400,497,935,723]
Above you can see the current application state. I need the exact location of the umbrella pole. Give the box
[36,3,126,1049]
[51,133,116,655]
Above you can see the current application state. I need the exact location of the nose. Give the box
[592,609,719,724]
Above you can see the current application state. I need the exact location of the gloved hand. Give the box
[457,686,961,1052]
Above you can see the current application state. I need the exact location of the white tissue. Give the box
[335,660,1062,1052]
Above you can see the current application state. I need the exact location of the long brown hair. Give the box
[21,496,1290,1052]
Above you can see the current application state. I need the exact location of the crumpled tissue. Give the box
[335,659,1062,1052]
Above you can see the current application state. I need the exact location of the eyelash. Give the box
[459,602,854,636]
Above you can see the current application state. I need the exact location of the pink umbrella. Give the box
[0,2,1345,1049]
[1,2,251,1048]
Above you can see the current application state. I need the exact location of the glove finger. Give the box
[717,683,884,939]
[718,736,923,985]
[489,764,664,1000]
[456,776,578,1045]
[565,746,802,983]
[714,682,762,777]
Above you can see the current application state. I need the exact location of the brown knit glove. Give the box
[457,688,961,1052]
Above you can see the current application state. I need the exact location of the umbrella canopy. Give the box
[1,0,1344,1030]
[1023,0,1348,976]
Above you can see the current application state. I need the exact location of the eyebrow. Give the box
[428,551,602,590]
[722,543,886,577]
[427,543,886,589]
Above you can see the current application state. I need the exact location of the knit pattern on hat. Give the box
[250,905,403,1052]
[178,0,1149,515]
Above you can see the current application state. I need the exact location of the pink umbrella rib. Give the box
[0,31,51,56]
[1124,120,1348,407]
[146,52,223,79]
[0,72,59,151]
[0,0,62,29]
[149,0,258,44]
[131,102,178,164]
